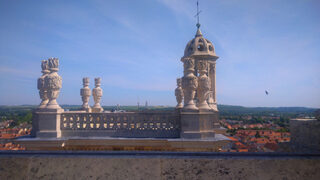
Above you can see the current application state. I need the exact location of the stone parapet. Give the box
[14,135,230,151]
[290,118,320,153]
[1,151,319,180]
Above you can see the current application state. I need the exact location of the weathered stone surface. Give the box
[197,60,211,110]
[0,156,161,180]
[160,157,320,180]
[92,77,103,112]
[31,109,64,138]
[183,28,218,59]
[180,110,218,139]
[80,77,91,112]
[208,62,218,111]
[15,136,230,151]
[175,78,184,109]
[37,60,50,109]
[1,153,319,180]
[181,57,198,110]
[45,58,62,110]
[0,157,30,180]
[290,118,320,152]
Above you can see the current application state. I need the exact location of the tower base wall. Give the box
[180,110,219,139]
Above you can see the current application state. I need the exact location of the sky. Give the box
[0,0,319,108]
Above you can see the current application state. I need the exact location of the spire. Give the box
[195,28,202,37]
[194,0,202,37]
[195,0,202,29]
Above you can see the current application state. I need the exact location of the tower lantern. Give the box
[175,1,220,138]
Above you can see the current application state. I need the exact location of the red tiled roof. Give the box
[228,137,238,141]
[238,149,249,152]
[264,143,279,151]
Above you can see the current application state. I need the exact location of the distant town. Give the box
[0,105,319,151]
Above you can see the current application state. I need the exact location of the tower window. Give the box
[198,45,204,51]
[209,45,213,51]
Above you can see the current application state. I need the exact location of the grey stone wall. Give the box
[1,151,319,180]
[290,119,320,152]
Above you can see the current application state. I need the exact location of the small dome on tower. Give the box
[183,28,218,60]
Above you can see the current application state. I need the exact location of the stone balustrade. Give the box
[60,111,181,138]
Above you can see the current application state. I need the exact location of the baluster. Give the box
[86,114,90,129]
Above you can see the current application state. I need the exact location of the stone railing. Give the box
[60,111,181,138]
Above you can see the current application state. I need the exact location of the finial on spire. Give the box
[195,0,202,29]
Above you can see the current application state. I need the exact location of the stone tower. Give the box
[177,22,220,139]
[182,27,219,111]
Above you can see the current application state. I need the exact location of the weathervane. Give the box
[195,0,202,29]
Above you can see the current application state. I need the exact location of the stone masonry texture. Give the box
[0,152,319,180]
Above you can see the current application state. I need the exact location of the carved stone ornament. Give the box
[37,60,50,109]
[175,78,184,109]
[208,62,218,111]
[197,60,211,110]
[92,77,104,112]
[181,58,198,110]
[183,57,195,76]
[80,77,91,112]
[45,58,62,109]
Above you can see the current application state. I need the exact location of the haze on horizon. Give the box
[0,0,319,108]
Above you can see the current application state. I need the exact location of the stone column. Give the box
[92,77,104,112]
[208,62,218,111]
[197,60,211,110]
[175,78,184,109]
[80,77,91,112]
[181,57,198,110]
[37,60,50,109]
[45,58,62,110]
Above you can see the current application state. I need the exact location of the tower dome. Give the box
[183,28,218,61]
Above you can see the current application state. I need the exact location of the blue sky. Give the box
[0,0,319,108]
